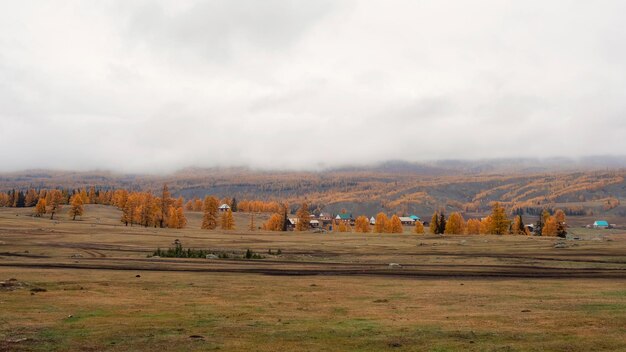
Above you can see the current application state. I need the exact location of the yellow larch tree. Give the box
[34,198,47,217]
[121,193,140,226]
[176,207,187,228]
[262,213,283,231]
[444,212,465,235]
[88,187,96,204]
[221,209,235,230]
[48,190,63,220]
[429,211,440,234]
[193,198,203,211]
[79,189,89,203]
[354,216,371,233]
[479,216,492,235]
[511,215,527,235]
[295,203,310,231]
[466,219,481,235]
[167,207,179,229]
[201,196,219,230]
[374,212,388,233]
[174,196,184,209]
[389,215,403,233]
[68,194,84,220]
[414,221,425,234]
[158,184,173,228]
[489,202,510,235]
[25,189,38,207]
[542,216,558,236]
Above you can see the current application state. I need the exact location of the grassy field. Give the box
[1,205,625,351]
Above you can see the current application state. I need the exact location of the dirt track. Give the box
[2,255,625,279]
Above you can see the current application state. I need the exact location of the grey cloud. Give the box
[125,0,335,62]
[0,0,626,172]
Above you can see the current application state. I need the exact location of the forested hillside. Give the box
[1,161,625,221]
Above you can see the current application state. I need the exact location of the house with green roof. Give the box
[335,213,354,224]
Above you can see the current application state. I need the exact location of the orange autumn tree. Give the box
[48,190,63,220]
[167,207,179,228]
[295,203,310,231]
[176,207,187,228]
[466,219,481,235]
[489,202,510,235]
[389,215,403,233]
[24,189,38,207]
[158,184,173,228]
[121,193,141,226]
[554,209,567,237]
[174,196,184,209]
[221,209,235,230]
[68,194,84,220]
[511,215,527,235]
[444,212,465,235]
[479,216,492,235]
[354,216,371,233]
[542,216,558,236]
[201,196,219,230]
[429,211,440,234]
[374,212,388,233]
[139,193,159,228]
[79,189,89,203]
[414,221,425,234]
[193,198,203,211]
[263,213,283,231]
[34,198,47,217]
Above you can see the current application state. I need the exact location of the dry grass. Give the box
[1,205,625,351]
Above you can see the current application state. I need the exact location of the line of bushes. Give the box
[149,243,269,260]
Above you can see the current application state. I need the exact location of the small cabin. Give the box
[310,219,320,228]
[593,220,610,229]
[335,213,354,224]
[218,204,231,212]
[399,217,416,225]
[369,216,376,225]
[319,213,333,221]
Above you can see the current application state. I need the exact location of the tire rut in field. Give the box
[1,261,625,279]
[74,256,626,271]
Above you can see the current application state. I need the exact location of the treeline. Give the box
[0,185,241,230]
[237,200,282,213]
[427,203,567,237]
[0,187,115,208]
[0,188,91,220]
[511,206,589,217]
[263,202,568,237]
[259,203,415,234]
[114,185,236,230]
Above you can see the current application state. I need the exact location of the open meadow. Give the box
[1,205,625,351]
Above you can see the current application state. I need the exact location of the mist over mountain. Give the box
[1,157,625,223]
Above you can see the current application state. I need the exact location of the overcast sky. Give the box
[1,1,625,173]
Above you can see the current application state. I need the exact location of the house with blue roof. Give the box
[593,220,610,229]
